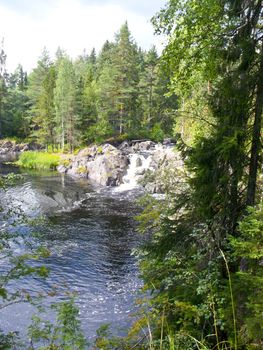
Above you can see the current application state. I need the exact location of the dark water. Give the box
[0,161,142,340]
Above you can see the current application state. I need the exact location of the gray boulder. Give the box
[88,153,128,186]
[138,140,155,151]
[57,144,129,186]
[135,167,146,176]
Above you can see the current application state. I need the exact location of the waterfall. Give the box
[115,153,153,192]
[113,141,178,193]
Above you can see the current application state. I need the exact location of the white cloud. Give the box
[0,0,165,72]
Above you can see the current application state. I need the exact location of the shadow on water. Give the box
[0,161,143,340]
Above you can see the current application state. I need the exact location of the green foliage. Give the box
[0,173,23,187]
[5,64,29,139]
[54,55,78,151]
[28,299,86,350]
[110,22,140,134]
[26,49,55,145]
[124,1,263,350]
[229,204,263,347]
[232,205,263,261]
[150,123,165,142]
[85,118,114,144]
[16,151,60,170]
[0,22,178,147]
[0,330,19,349]
[93,324,128,349]
[0,39,9,139]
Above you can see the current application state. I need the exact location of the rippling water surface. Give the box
[0,162,142,340]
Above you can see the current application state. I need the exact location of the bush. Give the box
[16,151,61,170]
[28,299,87,350]
[150,123,165,142]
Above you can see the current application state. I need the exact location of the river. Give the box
[0,160,143,342]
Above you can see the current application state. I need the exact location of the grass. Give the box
[16,151,61,170]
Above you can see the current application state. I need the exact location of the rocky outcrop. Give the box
[133,144,184,194]
[0,140,44,155]
[58,144,129,186]
[118,140,156,154]
[58,140,184,191]
[142,159,185,194]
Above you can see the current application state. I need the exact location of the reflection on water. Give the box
[0,163,142,340]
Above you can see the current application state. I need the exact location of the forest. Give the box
[0,0,262,349]
[0,22,177,150]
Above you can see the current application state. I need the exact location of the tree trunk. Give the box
[246,48,263,206]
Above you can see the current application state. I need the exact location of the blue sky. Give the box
[0,0,167,72]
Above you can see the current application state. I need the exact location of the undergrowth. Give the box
[16,151,61,170]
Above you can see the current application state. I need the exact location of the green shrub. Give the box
[28,299,87,350]
[150,123,165,142]
[16,151,61,170]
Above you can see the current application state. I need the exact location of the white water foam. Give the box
[115,153,153,192]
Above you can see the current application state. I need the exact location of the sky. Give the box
[0,0,167,72]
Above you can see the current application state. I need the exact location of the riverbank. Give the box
[16,151,61,170]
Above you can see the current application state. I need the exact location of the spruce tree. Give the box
[26,48,56,146]
[6,64,29,138]
[38,64,56,148]
[112,22,139,134]
[138,46,159,130]
[96,40,115,73]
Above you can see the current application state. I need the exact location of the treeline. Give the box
[0,22,177,150]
